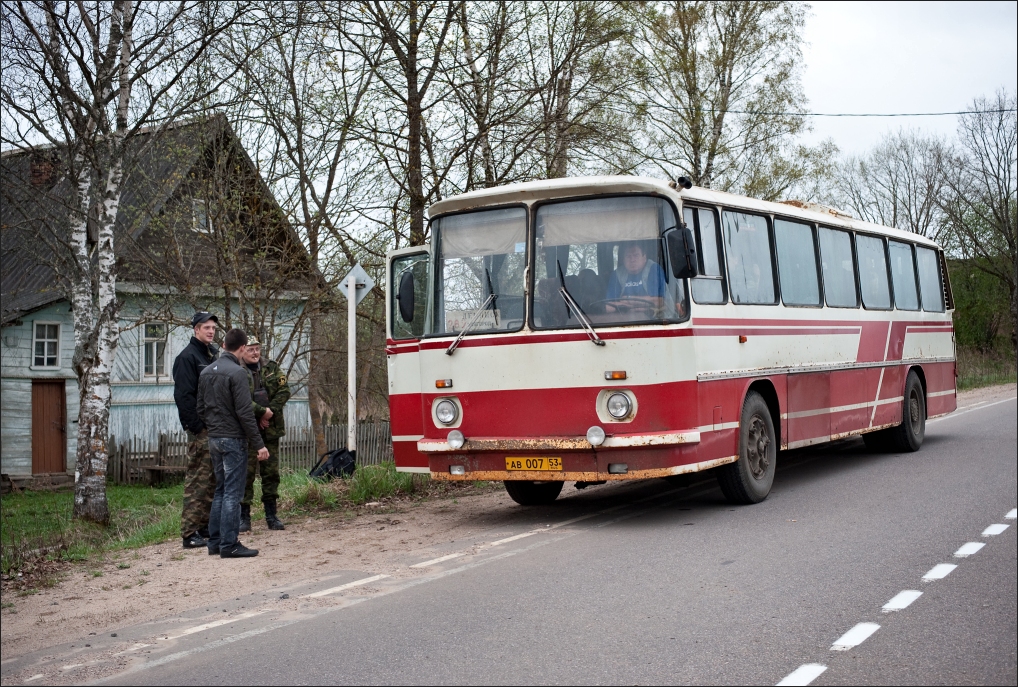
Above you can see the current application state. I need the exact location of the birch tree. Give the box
[1,0,241,523]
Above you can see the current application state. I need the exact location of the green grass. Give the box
[1,484,182,576]
[956,346,1017,390]
[2,461,494,577]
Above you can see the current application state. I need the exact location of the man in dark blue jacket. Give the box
[172,312,219,549]
[197,328,269,558]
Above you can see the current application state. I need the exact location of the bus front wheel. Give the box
[504,480,563,506]
[717,391,777,505]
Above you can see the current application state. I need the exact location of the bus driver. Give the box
[605,241,667,316]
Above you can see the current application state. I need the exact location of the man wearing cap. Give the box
[240,337,290,532]
[172,312,219,549]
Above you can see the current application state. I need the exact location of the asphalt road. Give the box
[11,396,1016,686]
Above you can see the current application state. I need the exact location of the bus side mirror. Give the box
[665,225,699,279]
[397,270,415,323]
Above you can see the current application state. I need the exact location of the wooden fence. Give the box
[108,422,393,485]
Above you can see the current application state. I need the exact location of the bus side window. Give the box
[888,240,919,311]
[818,227,858,307]
[722,210,775,305]
[390,254,430,340]
[774,218,821,306]
[685,207,725,304]
[856,234,892,310]
[915,246,945,312]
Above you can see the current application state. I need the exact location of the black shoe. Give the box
[207,544,220,556]
[197,526,210,539]
[182,533,207,549]
[220,542,259,558]
[239,504,252,533]
[264,499,285,531]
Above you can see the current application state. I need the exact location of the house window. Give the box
[192,199,211,233]
[144,323,167,377]
[33,323,60,367]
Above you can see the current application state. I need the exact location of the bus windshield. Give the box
[432,206,528,335]
[533,196,687,328]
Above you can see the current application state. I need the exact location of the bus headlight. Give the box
[586,426,606,446]
[436,399,459,425]
[606,392,631,419]
[447,430,465,449]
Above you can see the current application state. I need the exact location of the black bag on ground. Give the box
[309,448,356,480]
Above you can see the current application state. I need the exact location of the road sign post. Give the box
[338,264,375,455]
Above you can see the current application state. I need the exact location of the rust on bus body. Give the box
[431,455,738,482]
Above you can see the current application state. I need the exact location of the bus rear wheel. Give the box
[863,370,926,452]
[717,391,777,505]
[504,480,563,506]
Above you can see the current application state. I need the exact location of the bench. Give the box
[145,465,186,485]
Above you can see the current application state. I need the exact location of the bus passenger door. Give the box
[787,372,831,448]
[387,247,430,472]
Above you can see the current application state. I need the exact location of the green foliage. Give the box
[346,462,420,504]
[1,484,181,576]
[949,258,1013,351]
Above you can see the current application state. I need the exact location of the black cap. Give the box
[191,311,219,327]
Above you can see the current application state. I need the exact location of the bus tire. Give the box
[887,370,926,452]
[717,391,776,504]
[504,480,563,506]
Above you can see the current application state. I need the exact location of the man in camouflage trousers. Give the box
[172,312,220,549]
[240,338,290,531]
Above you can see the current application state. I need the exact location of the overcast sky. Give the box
[800,1,1017,156]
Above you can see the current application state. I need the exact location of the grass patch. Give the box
[1,484,181,577]
[274,461,498,516]
[957,346,1017,390]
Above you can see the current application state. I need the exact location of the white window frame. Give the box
[192,198,212,234]
[142,322,168,380]
[31,320,61,369]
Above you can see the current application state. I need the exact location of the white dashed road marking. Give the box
[831,622,880,651]
[305,574,390,598]
[160,611,266,640]
[882,590,922,612]
[776,663,828,686]
[1005,509,1016,520]
[923,563,957,581]
[954,542,985,557]
[410,553,465,568]
[23,675,44,683]
[982,523,1009,536]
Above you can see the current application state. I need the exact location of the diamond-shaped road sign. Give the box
[338,263,375,306]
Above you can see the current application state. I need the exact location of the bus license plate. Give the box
[506,457,562,471]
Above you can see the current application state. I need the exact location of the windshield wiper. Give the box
[446,269,499,356]
[557,261,605,347]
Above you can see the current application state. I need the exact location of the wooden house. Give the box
[1,116,318,479]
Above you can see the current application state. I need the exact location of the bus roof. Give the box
[427,175,942,249]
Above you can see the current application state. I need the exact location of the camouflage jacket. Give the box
[248,359,290,440]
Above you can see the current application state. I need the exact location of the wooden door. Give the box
[32,380,66,474]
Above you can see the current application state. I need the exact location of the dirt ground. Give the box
[1,382,1014,660]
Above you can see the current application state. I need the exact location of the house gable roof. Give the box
[1,115,314,325]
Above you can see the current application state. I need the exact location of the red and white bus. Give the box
[385,177,956,506]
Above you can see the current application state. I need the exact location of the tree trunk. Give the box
[406,1,426,246]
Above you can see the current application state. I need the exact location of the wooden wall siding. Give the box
[0,377,76,475]
[64,378,79,472]
[1,303,75,377]
[1,378,32,474]
[113,326,140,382]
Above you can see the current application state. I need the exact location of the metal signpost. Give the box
[338,263,375,454]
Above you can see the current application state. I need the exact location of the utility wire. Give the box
[720,108,1017,117]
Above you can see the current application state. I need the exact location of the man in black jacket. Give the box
[197,328,269,558]
[172,312,219,549]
